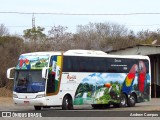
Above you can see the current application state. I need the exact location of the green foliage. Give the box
[75,83,94,96]
[95,82,121,104]
[87,92,92,97]
[75,81,122,104]
[23,26,46,43]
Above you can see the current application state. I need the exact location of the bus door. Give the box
[47,55,62,95]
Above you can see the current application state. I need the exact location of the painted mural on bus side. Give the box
[74,61,150,105]
[16,55,49,70]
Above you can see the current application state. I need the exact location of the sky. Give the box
[1,0,160,35]
[82,73,126,85]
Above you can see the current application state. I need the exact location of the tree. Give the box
[23,26,46,43]
[74,22,132,51]
[23,26,46,51]
[0,24,9,36]
[0,36,24,88]
[47,25,73,51]
[136,30,160,45]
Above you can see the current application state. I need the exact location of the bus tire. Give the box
[127,93,136,107]
[62,95,73,110]
[34,106,41,110]
[114,93,127,108]
[119,93,127,107]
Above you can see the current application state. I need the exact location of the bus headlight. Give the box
[36,94,45,98]
[13,94,18,98]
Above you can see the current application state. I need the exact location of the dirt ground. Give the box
[0,97,14,106]
[0,87,12,97]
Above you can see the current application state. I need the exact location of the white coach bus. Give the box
[7,50,151,110]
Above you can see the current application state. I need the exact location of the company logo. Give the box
[67,74,76,81]
[1,112,42,118]
[2,112,11,117]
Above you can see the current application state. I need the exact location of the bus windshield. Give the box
[14,70,45,93]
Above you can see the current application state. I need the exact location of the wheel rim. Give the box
[129,95,135,104]
[121,95,126,106]
[121,98,125,105]
[66,99,69,108]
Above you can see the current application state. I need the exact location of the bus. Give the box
[7,50,151,110]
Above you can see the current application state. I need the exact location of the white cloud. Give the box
[82,73,127,85]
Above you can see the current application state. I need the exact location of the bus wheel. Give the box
[127,93,136,107]
[62,95,73,110]
[119,93,127,107]
[114,93,127,108]
[34,106,41,110]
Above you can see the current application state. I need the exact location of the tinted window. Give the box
[63,56,149,73]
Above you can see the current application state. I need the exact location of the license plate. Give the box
[24,101,29,105]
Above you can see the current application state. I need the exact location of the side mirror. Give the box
[7,67,15,79]
[42,67,49,79]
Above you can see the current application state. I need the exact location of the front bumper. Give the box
[13,97,46,106]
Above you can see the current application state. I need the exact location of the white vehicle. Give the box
[7,50,151,110]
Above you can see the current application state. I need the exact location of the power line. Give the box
[1,11,160,15]
[5,24,160,28]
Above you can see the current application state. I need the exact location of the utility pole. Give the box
[32,13,35,30]
[32,13,36,44]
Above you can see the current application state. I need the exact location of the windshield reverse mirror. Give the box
[42,67,49,79]
[7,67,15,79]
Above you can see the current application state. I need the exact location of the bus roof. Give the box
[20,51,62,56]
[20,50,150,60]
[64,50,150,60]
[64,49,107,55]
